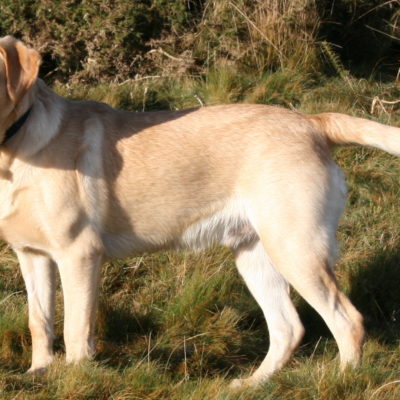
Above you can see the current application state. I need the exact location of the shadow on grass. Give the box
[94,246,399,375]
[348,248,400,344]
[95,299,269,377]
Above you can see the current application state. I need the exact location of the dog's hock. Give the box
[0,36,41,104]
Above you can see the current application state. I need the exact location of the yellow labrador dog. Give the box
[0,35,399,387]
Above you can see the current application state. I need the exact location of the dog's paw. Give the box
[26,366,48,375]
[229,377,256,389]
[229,378,245,389]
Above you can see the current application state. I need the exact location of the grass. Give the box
[1,71,400,399]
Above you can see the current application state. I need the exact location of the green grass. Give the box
[1,73,400,399]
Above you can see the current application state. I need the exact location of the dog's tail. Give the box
[308,113,400,156]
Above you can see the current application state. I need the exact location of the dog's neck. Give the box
[7,80,64,155]
[0,80,65,179]
[2,107,33,145]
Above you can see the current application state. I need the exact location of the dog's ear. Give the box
[0,36,41,104]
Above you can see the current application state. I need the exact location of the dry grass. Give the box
[1,74,400,398]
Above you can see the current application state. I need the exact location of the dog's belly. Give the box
[177,204,259,251]
[101,200,259,258]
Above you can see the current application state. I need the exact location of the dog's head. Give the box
[0,36,41,143]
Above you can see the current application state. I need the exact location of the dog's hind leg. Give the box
[260,234,364,371]
[16,250,56,373]
[236,162,364,387]
[231,241,304,388]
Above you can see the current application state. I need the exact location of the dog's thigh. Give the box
[16,250,56,373]
[231,241,304,388]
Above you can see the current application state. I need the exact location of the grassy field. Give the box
[1,0,400,398]
[0,71,399,399]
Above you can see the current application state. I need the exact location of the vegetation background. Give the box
[0,0,399,398]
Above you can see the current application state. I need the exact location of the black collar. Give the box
[2,107,32,145]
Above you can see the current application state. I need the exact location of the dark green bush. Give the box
[0,0,398,82]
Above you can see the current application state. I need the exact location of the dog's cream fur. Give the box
[0,36,399,387]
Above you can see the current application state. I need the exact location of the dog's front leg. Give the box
[16,250,56,373]
[56,242,103,364]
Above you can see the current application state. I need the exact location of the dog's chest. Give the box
[0,179,24,221]
[0,180,46,247]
